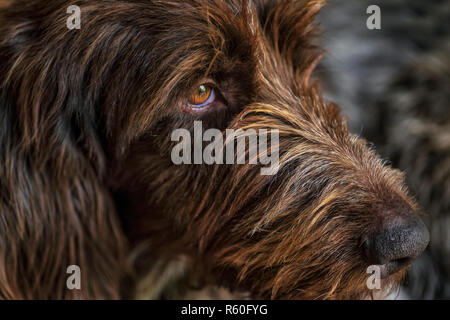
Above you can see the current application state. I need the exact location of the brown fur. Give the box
[0,0,422,299]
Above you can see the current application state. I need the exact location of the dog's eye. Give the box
[188,84,215,108]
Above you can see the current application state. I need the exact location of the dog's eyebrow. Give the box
[204,49,221,77]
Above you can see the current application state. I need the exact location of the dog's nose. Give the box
[363,214,429,278]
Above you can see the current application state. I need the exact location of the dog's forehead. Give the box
[157,0,321,74]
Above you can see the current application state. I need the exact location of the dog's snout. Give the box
[363,213,430,278]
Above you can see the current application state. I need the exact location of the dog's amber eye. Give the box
[188,84,215,108]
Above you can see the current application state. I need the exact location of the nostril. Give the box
[381,257,414,279]
[393,257,412,265]
[362,213,430,277]
[390,257,413,271]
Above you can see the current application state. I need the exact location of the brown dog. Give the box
[0,0,429,299]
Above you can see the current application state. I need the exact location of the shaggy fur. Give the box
[0,0,427,299]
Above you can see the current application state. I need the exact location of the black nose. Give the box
[363,214,430,278]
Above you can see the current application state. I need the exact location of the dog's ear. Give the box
[0,5,130,299]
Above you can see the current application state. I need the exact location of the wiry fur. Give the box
[0,0,423,299]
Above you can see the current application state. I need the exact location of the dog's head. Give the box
[0,0,429,299]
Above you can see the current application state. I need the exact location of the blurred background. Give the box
[317,0,450,299]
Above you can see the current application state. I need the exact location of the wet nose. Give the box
[363,214,430,278]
